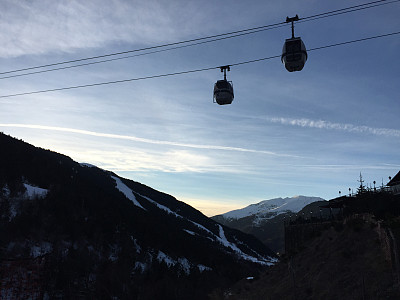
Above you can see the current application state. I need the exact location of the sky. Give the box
[0,0,399,216]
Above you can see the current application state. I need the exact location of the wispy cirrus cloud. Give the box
[0,123,295,157]
[76,149,214,173]
[290,164,400,171]
[266,117,400,138]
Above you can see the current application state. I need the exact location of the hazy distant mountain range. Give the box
[0,132,276,299]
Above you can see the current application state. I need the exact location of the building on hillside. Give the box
[388,171,400,195]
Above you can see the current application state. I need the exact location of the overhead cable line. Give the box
[0,24,288,80]
[300,0,397,21]
[0,31,398,99]
[0,22,286,76]
[0,0,397,77]
[306,31,400,52]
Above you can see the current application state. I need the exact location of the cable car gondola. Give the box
[281,15,307,72]
[213,66,234,105]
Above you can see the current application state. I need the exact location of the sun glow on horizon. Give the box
[180,197,246,217]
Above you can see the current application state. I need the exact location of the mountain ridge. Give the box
[216,195,325,221]
[0,132,276,299]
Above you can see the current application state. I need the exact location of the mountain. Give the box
[210,190,400,299]
[215,196,325,221]
[0,133,277,300]
[212,196,326,253]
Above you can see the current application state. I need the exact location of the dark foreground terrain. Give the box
[211,213,400,299]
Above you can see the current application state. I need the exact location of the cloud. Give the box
[0,123,295,157]
[266,117,400,138]
[0,0,260,58]
[0,0,196,57]
[75,149,213,173]
[0,0,307,58]
[1,124,266,174]
[291,164,400,171]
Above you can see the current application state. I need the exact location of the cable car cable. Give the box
[0,22,286,76]
[0,66,218,98]
[306,31,400,52]
[300,0,396,21]
[298,0,399,25]
[0,0,397,76]
[0,30,398,99]
[1,0,396,80]
[0,24,287,80]
[232,31,400,67]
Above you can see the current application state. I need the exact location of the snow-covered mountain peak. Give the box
[221,196,325,220]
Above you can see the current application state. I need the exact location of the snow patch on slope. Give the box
[139,195,276,265]
[216,225,276,266]
[156,251,211,275]
[2,183,48,220]
[2,184,10,197]
[183,229,196,236]
[23,183,48,199]
[198,264,212,272]
[30,242,52,258]
[134,262,148,273]
[110,175,276,266]
[111,176,145,210]
[80,163,97,168]
[134,192,180,217]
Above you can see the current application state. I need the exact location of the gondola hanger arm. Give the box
[286,15,299,38]
[219,65,231,80]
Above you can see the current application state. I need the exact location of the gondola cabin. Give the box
[281,37,307,72]
[281,15,307,72]
[213,79,234,105]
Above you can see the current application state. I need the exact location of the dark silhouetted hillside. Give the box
[0,132,277,300]
[210,192,400,300]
